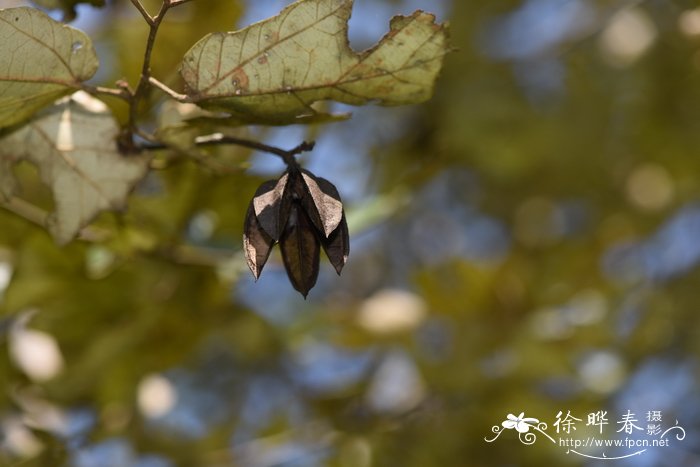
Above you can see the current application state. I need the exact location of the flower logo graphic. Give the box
[485,411,555,445]
[502,413,540,433]
[485,410,687,460]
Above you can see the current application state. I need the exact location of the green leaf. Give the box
[0,91,149,244]
[0,7,98,129]
[180,0,449,123]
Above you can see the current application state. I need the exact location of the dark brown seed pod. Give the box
[299,169,344,238]
[322,212,349,275]
[312,176,349,274]
[252,174,290,241]
[279,203,320,298]
[243,168,349,297]
[243,198,274,280]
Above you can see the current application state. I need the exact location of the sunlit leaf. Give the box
[280,203,320,298]
[0,91,149,244]
[0,7,98,129]
[180,0,449,123]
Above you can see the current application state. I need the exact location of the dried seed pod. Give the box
[252,174,290,241]
[243,167,350,297]
[322,212,349,275]
[243,199,274,280]
[312,176,349,274]
[299,170,343,238]
[280,203,320,298]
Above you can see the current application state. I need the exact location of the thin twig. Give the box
[148,76,191,102]
[124,0,175,151]
[81,84,131,101]
[0,197,110,242]
[0,196,235,266]
[141,134,315,165]
[122,0,314,171]
[129,0,154,24]
[169,0,195,6]
[0,197,47,228]
[132,0,170,101]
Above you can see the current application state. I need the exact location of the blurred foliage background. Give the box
[2,0,700,466]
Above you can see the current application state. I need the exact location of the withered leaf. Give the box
[0,91,149,244]
[252,174,290,241]
[243,200,274,280]
[300,170,344,238]
[180,0,449,124]
[280,203,320,298]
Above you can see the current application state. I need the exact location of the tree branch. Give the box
[121,0,312,171]
[81,84,131,102]
[0,197,111,242]
[0,197,47,228]
[140,135,315,166]
[0,197,236,267]
[129,0,154,25]
[149,77,191,102]
[123,0,184,151]
[169,0,195,6]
